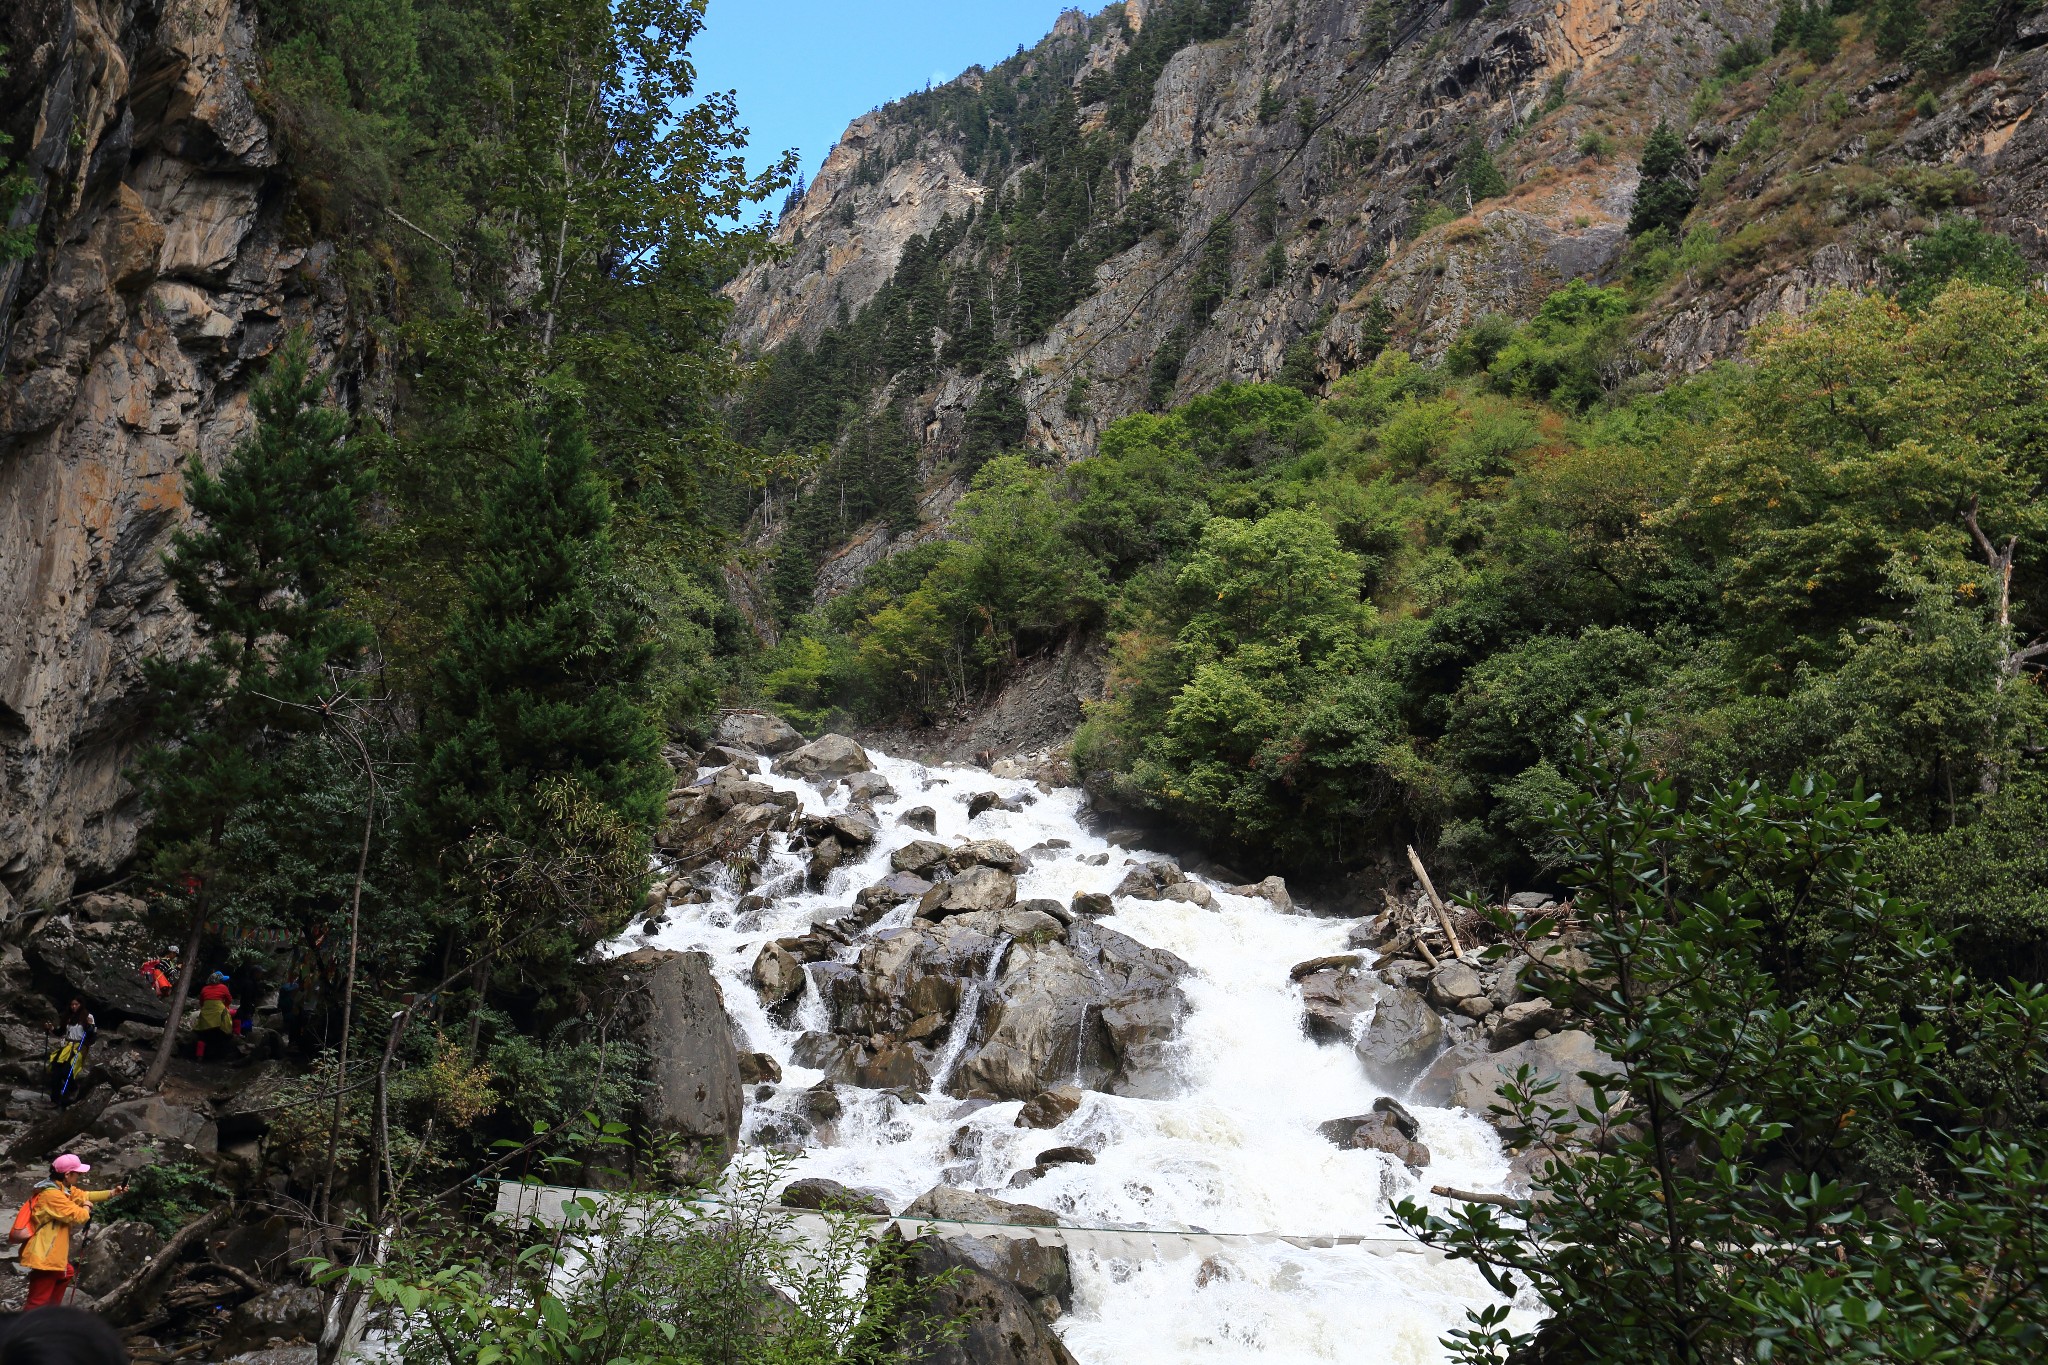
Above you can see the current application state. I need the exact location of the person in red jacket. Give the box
[194,972,236,1062]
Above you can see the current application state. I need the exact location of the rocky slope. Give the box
[0,0,362,916]
[725,0,2048,608]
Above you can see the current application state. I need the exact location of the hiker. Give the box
[137,957,173,998]
[0,1306,129,1364]
[43,1003,94,1109]
[11,1155,126,1311]
[193,972,235,1061]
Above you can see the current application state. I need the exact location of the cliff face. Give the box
[0,0,357,915]
[726,0,2048,499]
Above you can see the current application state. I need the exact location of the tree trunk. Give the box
[141,895,209,1091]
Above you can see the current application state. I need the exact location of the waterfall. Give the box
[616,749,1523,1363]
[930,933,1011,1093]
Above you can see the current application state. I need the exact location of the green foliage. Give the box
[1188,217,1238,323]
[1884,216,2032,310]
[139,335,372,870]
[1873,0,1926,56]
[1627,121,1696,237]
[121,1155,232,1238]
[1575,128,1613,158]
[1398,726,2048,1365]
[317,1145,963,1365]
[1480,280,1633,410]
[413,412,668,967]
[0,47,35,260]
[1456,135,1508,205]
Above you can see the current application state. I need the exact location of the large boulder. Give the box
[889,1236,1079,1365]
[901,1185,1059,1227]
[948,840,1028,874]
[24,920,170,1025]
[72,1219,163,1298]
[1297,965,1443,1090]
[94,1095,218,1152]
[1318,1112,1431,1168]
[1489,997,1566,1051]
[607,949,745,1166]
[779,1177,889,1215]
[774,734,873,781]
[714,710,804,755]
[1449,1030,1623,1128]
[918,867,1018,919]
[891,840,952,876]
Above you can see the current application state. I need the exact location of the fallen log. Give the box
[88,1205,232,1326]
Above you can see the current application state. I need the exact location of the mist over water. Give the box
[616,750,1522,1363]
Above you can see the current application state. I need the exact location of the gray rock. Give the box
[780,1177,889,1215]
[856,871,936,916]
[804,1082,843,1122]
[917,866,1018,918]
[220,1285,325,1355]
[95,1095,218,1152]
[808,836,846,886]
[966,791,1023,819]
[930,1231,1072,1320]
[899,806,939,833]
[890,1236,1079,1364]
[840,771,897,803]
[738,1052,783,1084]
[891,840,952,875]
[774,734,873,781]
[1033,1144,1094,1168]
[821,810,879,845]
[1070,891,1114,918]
[1228,875,1296,913]
[1410,1038,1490,1107]
[1450,1030,1623,1127]
[752,942,805,1006]
[948,839,1028,874]
[1353,983,1445,1091]
[608,949,745,1167]
[1373,1096,1421,1140]
[1428,962,1485,1008]
[1015,897,1075,926]
[901,1185,1059,1228]
[1000,909,1065,945]
[1015,1085,1084,1129]
[1158,881,1215,908]
[72,1219,162,1298]
[1318,1112,1431,1168]
[1506,891,1557,910]
[1489,997,1566,1051]
[715,710,804,755]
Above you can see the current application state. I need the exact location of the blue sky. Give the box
[692,0,1086,200]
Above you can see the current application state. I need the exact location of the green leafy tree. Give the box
[1626,122,1695,237]
[414,411,668,968]
[1398,725,2048,1365]
[1884,216,2031,310]
[137,333,372,1085]
[1873,0,1926,57]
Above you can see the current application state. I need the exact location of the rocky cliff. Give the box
[725,0,2048,576]
[0,0,359,915]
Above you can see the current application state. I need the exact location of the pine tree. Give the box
[1458,134,1508,206]
[415,412,667,861]
[1772,0,1804,49]
[1627,121,1697,237]
[1873,0,1925,56]
[136,331,370,1086]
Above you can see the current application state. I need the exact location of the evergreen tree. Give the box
[1772,0,1805,50]
[1873,0,1926,56]
[1627,121,1696,237]
[1189,217,1238,323]
[1798,0,1841,59]
[1458,134,1508,206]
[136,332,371,1084]
[415,412,667,866]
[960,371,1028,472]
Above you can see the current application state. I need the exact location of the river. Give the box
[620,748,1519,1364]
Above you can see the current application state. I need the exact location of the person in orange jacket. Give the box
[17,1153,126,1310]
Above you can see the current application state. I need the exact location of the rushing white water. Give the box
[616,749,1523,1364]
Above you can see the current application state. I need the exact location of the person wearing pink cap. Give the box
[16,1154,125,1310]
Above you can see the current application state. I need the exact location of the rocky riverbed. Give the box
[614,714,1593,1364]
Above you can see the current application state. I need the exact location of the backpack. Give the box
[8,1193,36,1246]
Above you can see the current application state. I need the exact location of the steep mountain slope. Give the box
[723,0,2048,614]
[1,0,363,913]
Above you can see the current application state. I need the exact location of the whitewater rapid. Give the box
[617,748,1521,1364]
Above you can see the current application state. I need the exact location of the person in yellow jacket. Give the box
[18,1153,126,1310]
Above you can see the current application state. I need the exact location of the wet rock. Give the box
[902,1185,1059,1228]
[738,1052,783,1084]
[856,1042,930,1092]
[902,1012,948,1041]
[899,806,939,833]
[780,1177,890,1215]
[1226,875,1296,913]
[1070,891,1114,918]
[1016,897,1075,927]
[1034,1144,1095,1168]
[917,866,1018,919]
[1450,1030,1622,1128]
[808,836,847,886]
[891,840,952,875]
[774,734,873,781]
[936,1232,1072,1320]
[608,949,746,1166]
[1159,881,1215,909]
[1319,1112,1431,1168]
[905,974,962,1019]
[793,1032,861,1083]
[1000,909,1065,946]
[804,1082,844,1122]
[889,1236,1079,1365]
[840,771,898,803]
[715,710,804,755]
[966,791,1023,820]
[1410,1037,1491,1107]
[1111,862,1184,901]
[220,1285,325,1355]
[1353,984,1445,1091]
[855,871,935,918]
[948,839,1028,874]
[696,744,754,769]
[1015,1085,1083,1129]
[752,943,806,1006]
